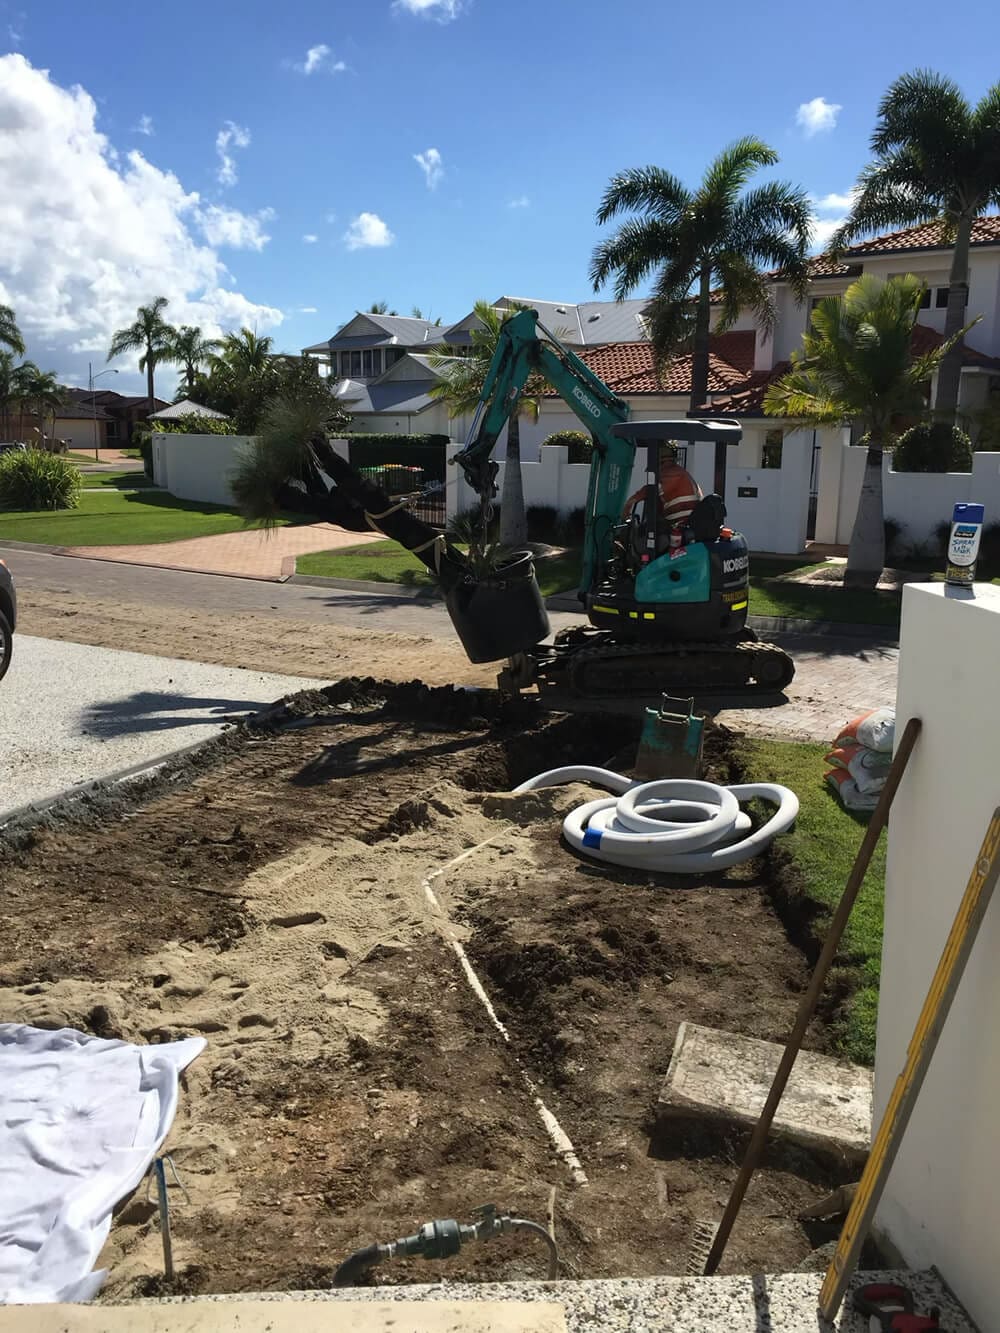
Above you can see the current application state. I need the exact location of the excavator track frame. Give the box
[526,626,795,701]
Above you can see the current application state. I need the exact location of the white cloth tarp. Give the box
[0,1024,205,1304]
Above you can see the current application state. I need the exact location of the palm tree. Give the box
[591,139,812,413]
[16,364,63,445]
[368,301,398,316]
[0,353,17,439]
[830,72,1000,427]
[107,297,176,414]
[208,328,274,381]
[167,325,221,398]
[764,275,964,590]
[429,300,543,548]
[0,304,24,357]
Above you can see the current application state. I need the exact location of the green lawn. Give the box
[297,541,581,599]
[736,737,885,1064]
[0,490,289,545]
[78,469,155,489]
[298,541,902,626]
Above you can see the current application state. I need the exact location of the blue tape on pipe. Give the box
[582,828,603,849]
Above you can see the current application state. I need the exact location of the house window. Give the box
[350,351,362,376]
[362,349,382,377]
[935,286,951,309]
[762,429,783,469]
[919,287,932,309]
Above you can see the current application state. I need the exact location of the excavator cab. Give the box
[585,420,751,643]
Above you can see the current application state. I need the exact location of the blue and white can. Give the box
[945,502,985,586]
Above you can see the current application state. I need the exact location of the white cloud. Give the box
[197,204,275,252]
[393,0,465,20]
[134,114,154,136]
[808,188,857,251]
[290,43,347,75]
[344,212,395,250]
[796,96,842,138]
[215,120,250,186]
[507,195,530,209]
[0,55,281,389]
[813,190,855,213]
[413,147,443,190]
[298,306,318,314]
[302,233,318,244]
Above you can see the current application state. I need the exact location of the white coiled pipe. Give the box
[514,767,798,875]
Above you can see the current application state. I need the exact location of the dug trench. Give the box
[0,680,862,1297]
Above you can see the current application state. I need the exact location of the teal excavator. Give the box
[301,309,795,701]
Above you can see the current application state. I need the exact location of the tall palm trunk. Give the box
[844,436,886,590]
[689,263,713,413]
[498,405,528,548]
[146,358,156,416]
[934,215,973,425]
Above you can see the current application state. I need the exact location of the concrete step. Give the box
[658,1022,873,1161]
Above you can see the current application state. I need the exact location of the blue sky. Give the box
[1,0,996,394]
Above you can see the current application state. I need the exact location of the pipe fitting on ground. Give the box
[332,1204,558,1287]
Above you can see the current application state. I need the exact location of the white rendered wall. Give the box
[874,582,1000,1332]
[151,433,253,506]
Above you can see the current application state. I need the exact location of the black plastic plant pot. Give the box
[444,550,551,663]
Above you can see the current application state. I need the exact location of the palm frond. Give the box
[700,137,778,206]
[594,166,690,225]
[873,69,970,158]
[828,161,940,253]
[590,218,682,297]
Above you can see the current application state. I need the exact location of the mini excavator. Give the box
[292,308,795,701]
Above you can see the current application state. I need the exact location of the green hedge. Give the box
[343,433,448,481]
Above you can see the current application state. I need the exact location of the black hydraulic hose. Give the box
[509,1218,559,1280]
[332,1243,383,1287]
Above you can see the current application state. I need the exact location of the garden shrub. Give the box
[893,422,973,473]
[153,414,237,436]
[0,448,81,510]
[526,504,559,543]
[883,518,907,564]
[541,430,593,464]
[557,507,586,545]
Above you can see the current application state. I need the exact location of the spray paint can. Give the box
[945,502,985,586]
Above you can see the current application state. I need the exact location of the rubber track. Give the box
[548,638,795,698]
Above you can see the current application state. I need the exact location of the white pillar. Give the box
[874,582,1000,1331]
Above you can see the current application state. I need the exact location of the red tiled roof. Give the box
[843,215,1000,257]
[910,322,1000,371]
[699,322,1000,417]
[554,330,756,399]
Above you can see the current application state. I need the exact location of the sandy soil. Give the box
[0,687,855,1297]
[19,591,495,687]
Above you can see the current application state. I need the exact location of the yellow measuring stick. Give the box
[819,806,1000,1320]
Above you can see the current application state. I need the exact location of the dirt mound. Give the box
[0,692,854,1296]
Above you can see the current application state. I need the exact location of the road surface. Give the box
[1,547,899,743]
[0,636,317,819]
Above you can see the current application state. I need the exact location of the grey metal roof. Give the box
[149,398,229,420]
[440,297,650,348]
[335,378,438,415]
[576,299,649,344]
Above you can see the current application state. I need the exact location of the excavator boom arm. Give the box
[453,309,635,591]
